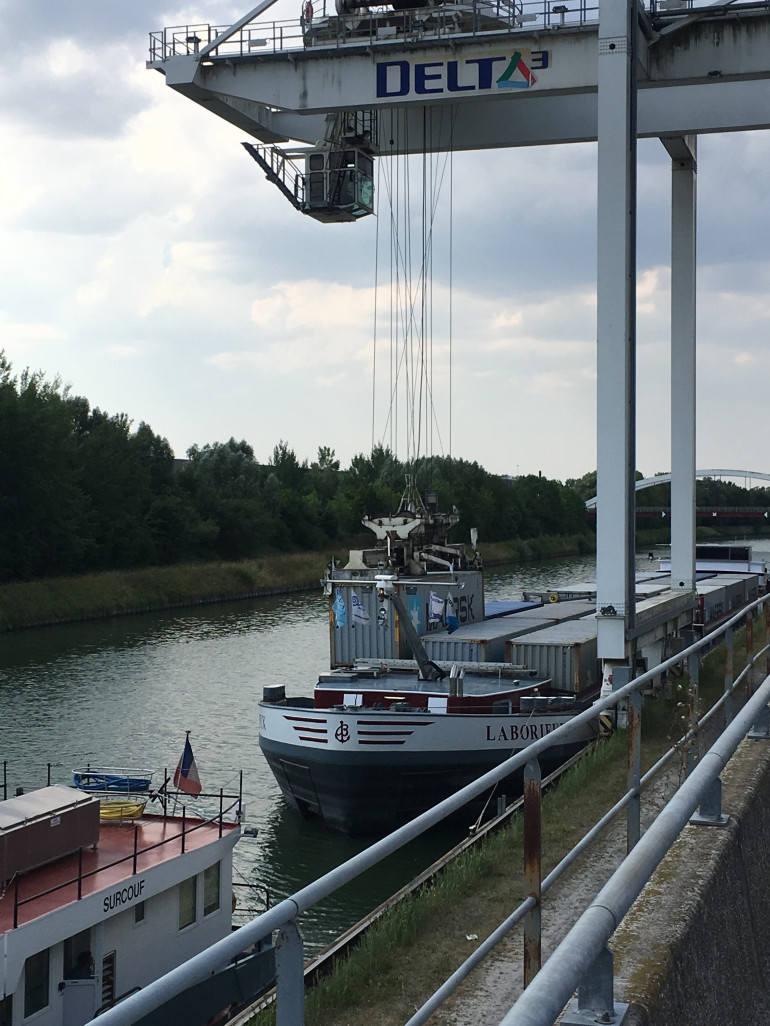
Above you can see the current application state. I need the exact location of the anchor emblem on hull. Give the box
[335,722,351,744]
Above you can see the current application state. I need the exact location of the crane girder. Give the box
[152,9,770,152]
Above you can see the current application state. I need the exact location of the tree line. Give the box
[0,356,594,583]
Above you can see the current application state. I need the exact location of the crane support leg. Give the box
[596,0,638,680]
[666,135,698,594]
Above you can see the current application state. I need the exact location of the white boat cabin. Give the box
[0,785,239,1026]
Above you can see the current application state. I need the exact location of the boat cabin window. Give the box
[203,861,221,916]
[24,949,49,1019]
[134,900,145,924]
[178,876,197,930]
[63,929,92,979]
[0,995,11,1026]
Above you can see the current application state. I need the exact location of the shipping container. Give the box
[506,618,599,694]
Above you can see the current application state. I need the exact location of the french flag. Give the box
[174,734,202,796]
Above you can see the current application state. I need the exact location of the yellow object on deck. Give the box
[99,799,147,823]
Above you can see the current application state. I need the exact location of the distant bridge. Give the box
[599,507,770,520]
[585,469,770,510]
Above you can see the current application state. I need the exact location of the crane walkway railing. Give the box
[148,1,599,62]
[148,2,770,64]
[94,593,770,1026]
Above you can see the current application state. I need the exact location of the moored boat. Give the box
[72,767,154,794]
[0,768,273,1025]
[258,483,601,834]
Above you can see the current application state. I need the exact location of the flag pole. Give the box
[173,730,203,800]
[173,731,191,809]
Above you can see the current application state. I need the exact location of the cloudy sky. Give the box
[2,2,769,483]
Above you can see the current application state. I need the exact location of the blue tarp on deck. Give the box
[484,599,543,619]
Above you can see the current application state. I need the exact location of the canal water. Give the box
[2,543,764,952]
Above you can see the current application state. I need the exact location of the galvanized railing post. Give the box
[561,945,626,1026]
[523,758,542,988]
[690,774,728,826]
[749,610,770,737]
[683,629,700,773]
[724,624,734,726]
[746,610,755,696]
[627,688,642,852]
[749,702,770,738]
[275,920,305,1026]
[612,666,640,850]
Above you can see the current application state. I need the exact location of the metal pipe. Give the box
[627,689,642,851]
[724,624,734,725]
[747,611,755,696]
[523,758,542,986]
[198,0,284,58]
[687,638,700,774]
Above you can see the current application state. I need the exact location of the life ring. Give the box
[548,593,559,604]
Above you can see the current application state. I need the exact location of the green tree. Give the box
[180,439,272,559]
[0,359,92,580]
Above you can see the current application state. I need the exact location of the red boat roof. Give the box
[0,811,238,933]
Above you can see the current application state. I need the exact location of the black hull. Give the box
[259,736,589,835]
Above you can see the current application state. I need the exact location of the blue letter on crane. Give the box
[377,61,410,97]
[447,60,475,92]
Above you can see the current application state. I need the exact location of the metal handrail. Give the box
[147,0,601,62]
[93,592,770,1025]
[147,1,770,62]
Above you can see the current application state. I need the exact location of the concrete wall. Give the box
[612,735,770,1026]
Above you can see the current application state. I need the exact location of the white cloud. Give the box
[0,321,67,346]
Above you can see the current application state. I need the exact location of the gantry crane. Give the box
[148,0,770,682]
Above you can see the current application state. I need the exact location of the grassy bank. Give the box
[0,533,596,632]
[0,553,326,632]
[481,532,595,564]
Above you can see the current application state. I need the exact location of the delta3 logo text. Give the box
[376,49,548,99]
